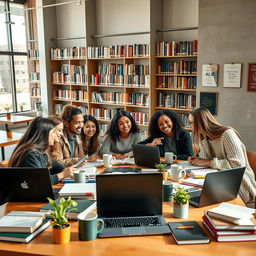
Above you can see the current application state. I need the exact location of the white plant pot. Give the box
[173,203,189,219]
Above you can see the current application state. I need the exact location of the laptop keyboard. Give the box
[103,216,163,228]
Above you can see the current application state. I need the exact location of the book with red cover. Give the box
[203,215,256,235]
[203,219,256,242]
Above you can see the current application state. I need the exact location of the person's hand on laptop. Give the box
[147,137,164,146]
[188,157,210,166]
[57,166,75,181]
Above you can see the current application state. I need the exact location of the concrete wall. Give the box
[198,0,256,151]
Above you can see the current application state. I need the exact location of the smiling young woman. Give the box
[99,110,141,159]
[139,110,193,160]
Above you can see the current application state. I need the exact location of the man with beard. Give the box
[52,105,85,166]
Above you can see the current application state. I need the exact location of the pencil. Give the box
[194,176,205,179]
[176,226,195,229]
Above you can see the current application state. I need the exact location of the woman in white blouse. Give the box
[188,107,256,207]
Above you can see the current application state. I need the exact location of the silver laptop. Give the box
[189,167,245,207]
[132,144,171,168]
[0,168,59,203]
[96,173,170,237]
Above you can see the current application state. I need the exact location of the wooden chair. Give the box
[246,150,256,208]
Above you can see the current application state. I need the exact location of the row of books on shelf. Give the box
[203,203,256,242]
[97,64,149,76]
[60,64,87,75]
[53,72,87,84]
[91,91,149,106]
[157,76,197,90]
[28,49,39,59]
[53,89,88,101]
[29,72,40,81]
[156,40,198,56]
[158,93,196,109]
[51,46,86,59]
[87,44,149,58]
[31,87,40,97]
[89,74,149,87]
[55,103,88,115]
[157,60,197,74]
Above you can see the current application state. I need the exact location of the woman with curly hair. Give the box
[81,114,101,161]
[139,110,193,160]
[99,110,141,159]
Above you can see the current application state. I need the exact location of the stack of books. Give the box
[203,203,256,242]
[0,211,51,243]
[59,183,96,198]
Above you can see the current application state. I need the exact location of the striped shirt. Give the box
[200,129,256,206]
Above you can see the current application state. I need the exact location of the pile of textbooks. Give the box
[0,211,50,243]
[203,203,256,242]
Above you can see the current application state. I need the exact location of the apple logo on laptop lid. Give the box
[20,181,29,189]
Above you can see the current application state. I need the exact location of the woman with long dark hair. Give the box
[81,115,101,161]
[99,110,141,159]
[9,117,74,184]
[139,110,193,160]
[188,107,256,207]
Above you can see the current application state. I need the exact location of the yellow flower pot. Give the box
[52,224,71,244]
[162,171,168,181]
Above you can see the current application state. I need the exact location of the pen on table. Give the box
[176,226,195,230]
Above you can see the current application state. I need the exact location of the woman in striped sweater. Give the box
[188,107,256,207]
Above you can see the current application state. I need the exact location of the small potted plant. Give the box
[172,187,191,219]
[19,102,26,112]
[3,103,12,119]
[47,197,77,244]
[155,163,168,180]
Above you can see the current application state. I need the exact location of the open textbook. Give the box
[112,157,135,165]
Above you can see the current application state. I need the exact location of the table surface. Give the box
[0,115,34,125]
[0,130,23,147]
[0,197,255,256]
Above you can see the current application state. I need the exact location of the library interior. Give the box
[0,0,256,255]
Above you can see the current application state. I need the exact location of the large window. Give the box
[0,1,30,114]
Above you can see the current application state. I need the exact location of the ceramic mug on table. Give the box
[103,154,114,168]
[78,212,104,241]
[164,152,177,164]
[74,170,87,183]
[169,164,186,182]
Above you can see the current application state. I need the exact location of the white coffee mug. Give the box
[170,164,186,182]
[165,152,177,164]
[74,170,86,183]
[103,154,113,168]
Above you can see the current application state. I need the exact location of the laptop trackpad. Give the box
[122,227,146,235]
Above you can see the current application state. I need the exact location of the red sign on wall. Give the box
[247,63,256,92]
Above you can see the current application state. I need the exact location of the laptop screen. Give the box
[96,173,162,218]
[0,168,55,202]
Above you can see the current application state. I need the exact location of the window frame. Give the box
[0,0,29,114]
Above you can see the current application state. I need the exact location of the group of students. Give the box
[7,105,256,208]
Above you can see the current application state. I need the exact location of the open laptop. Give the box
[96,173,170,237]
[189,167,245,207]
[0,168,59,203]
[132,144,171,168]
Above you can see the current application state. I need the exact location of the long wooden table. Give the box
[0,197,255,256]
[0,130,22,160]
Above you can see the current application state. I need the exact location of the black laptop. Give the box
[189,167,245,207]
[0,168,59,203]
[96,173,170,237]
[132,144,171,168]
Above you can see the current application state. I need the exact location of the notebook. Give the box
[96,173,170,237]
[188,167,245,208]
[132,144,171,168]
[168,221,210,244]
[0,168,59,203]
